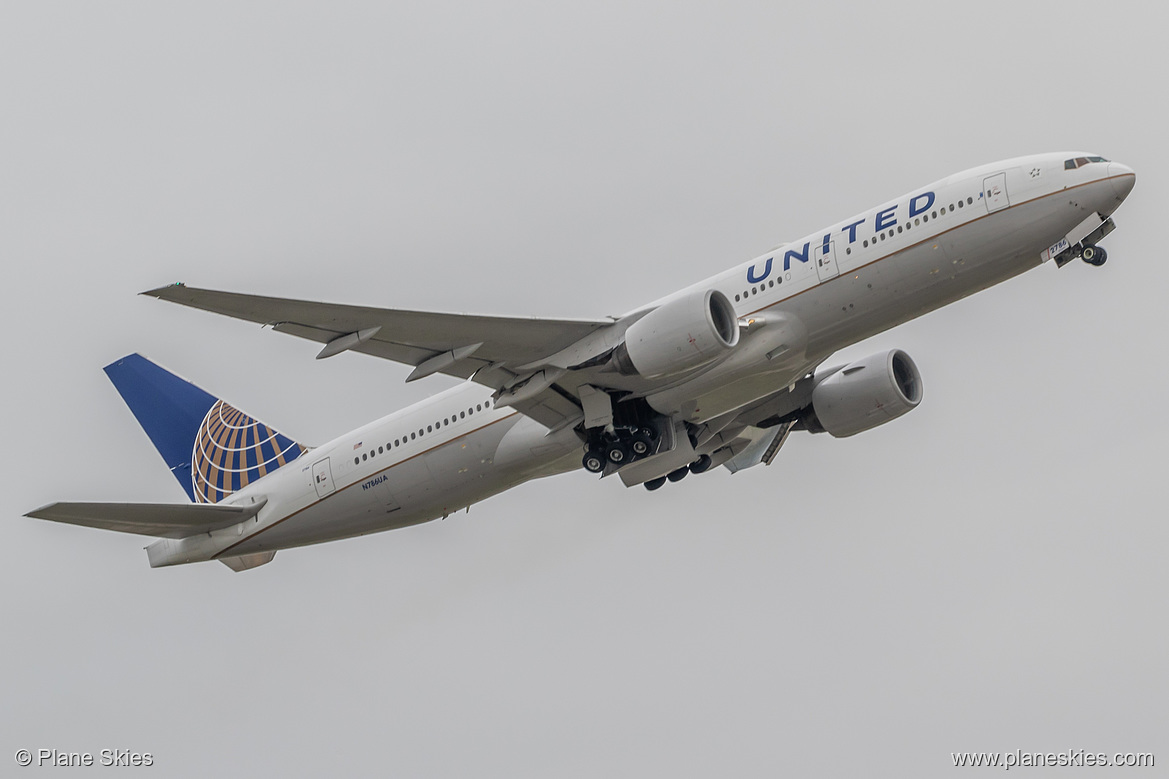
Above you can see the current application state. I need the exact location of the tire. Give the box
[689,454,712,474]
[630,433,653,457]
[667,466,689,483]
[644,476,667,492]
[606,441,630,464]
[582,451,605,473]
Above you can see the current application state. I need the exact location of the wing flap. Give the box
[25,502,256,539]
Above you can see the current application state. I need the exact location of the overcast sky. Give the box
[3,2,1166,777]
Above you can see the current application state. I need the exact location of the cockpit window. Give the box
[1065,156,1110,170]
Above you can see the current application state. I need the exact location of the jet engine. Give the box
[612,289,740,379]
[803,349,922,437]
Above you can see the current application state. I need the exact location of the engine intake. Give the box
[805,349,923,437]
[613,289,739,379]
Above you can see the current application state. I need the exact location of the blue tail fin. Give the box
[104,354,308,504]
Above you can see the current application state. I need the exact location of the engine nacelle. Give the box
[805,349,923,437]
[613,289,740,379]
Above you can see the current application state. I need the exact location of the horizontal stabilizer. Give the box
[25,501,260,539]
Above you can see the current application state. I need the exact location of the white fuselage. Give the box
[147,152,1135,566]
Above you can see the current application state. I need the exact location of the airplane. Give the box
[25,152,1136,572]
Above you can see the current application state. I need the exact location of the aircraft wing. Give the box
[25,502,261,539]
[142,284,611,382]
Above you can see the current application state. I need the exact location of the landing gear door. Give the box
[815,241,840,282]
[984,172,1009,213]
[312,458,335,498]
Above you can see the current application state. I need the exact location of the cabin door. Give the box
[312,458,335,498]
[815,240,840,282]
[984,172,1010,213]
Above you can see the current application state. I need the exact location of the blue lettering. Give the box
[875,205,897,231]
[821,233,831,253]
[842,218,865,244]
[783,242,810,271]
[362,474,388,490]
[746,256,773,284]
[908,191,935,218]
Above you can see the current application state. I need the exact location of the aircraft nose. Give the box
[1108,162,1136,200]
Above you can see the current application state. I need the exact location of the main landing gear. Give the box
[642,453,715,491]
[1081,244,1108,266]
[581,425,659,473]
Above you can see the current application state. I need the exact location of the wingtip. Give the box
[24,503,56,519]
[140,282,187,299]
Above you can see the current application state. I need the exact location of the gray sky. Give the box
[3,1,1166,776]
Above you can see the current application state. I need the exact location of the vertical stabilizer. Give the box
[104,354,307,503]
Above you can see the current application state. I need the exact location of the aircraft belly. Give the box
[216,413,576,554]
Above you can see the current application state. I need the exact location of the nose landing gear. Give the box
[1081,245,1108,266]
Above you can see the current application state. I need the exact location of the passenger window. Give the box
[362,453,367,461]
[410,432,416,440]
[354,457,359,465]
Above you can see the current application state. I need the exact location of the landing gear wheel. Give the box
[582,450,605,473]
[689,454,712,474]
[629,432,654,457]
[1081,245,1108,266]
[667,466,690,483]
[605,441,630,464]
[644,476,667,492]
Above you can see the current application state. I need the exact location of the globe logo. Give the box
[191,400,306,503]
